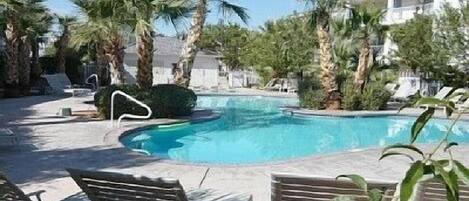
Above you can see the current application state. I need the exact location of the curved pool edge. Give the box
[104,121,469,168]
[102,109,221,147]
[282,108,469,121]
[105,96,469,167]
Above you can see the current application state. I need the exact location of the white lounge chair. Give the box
[447,88,467,103]
[384,83,398,94]
[42,73,92,96]
[264,78,284,92]
[457,98,469,112]
[271,173,397,201]
[286,79,298,93]
[391,82,419,101]
[421,87,454,109]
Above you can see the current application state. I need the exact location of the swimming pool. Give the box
[120,95,469,164]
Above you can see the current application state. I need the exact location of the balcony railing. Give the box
[384,3,433,24]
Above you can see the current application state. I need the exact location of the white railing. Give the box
[110,90,152,128]
[85,74,99,91]
[385,3,434,24]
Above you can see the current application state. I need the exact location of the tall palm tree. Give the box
[30,13,53,80]
[121,0,192,89]
[0,0,23,96]
[349,2,386,92]
[71,0,128,85]
[174,0,249,87]
[18,0,50,91]
[303,0,341,110]
[55,15,76,73]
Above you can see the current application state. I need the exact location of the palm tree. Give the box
[348,2,386,92]
[1,0,23,96]
[121,0,192,89]
[30,13,53,80]
[303,0,341,110]
[71,0,127,85]
[18,0,50,91]
[55,15,76,74]
[174,0,249,87]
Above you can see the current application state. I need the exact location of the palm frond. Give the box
[215,0,249,24]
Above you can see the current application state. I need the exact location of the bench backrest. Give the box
[272,173,397,201]
[416,180,469,201]
[67,169,188,201]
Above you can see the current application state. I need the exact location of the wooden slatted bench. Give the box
[67,169,188,201]
[271,173,397,201]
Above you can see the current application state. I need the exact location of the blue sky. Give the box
[45,0,306,35]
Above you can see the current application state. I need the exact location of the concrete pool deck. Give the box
[0,92,468,201]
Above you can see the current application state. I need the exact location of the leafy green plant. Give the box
[298,76,326,110]
[339,92,469,201]
[333,175,386,201]
[342,80,362,110]
[361,82,392,110]
[94,84,197,119]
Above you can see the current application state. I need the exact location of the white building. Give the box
[381,0,463,59]
[123,36,222,88]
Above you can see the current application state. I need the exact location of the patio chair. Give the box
[286,79,298,94]
[0,173,45,201]
[384,83,398,94]
[43,73,92,96]
[271,173,397,201]
[67,169,252,201]
[415,179,469,200]
[421,86,454,109]
[457,97,469,112]
[391,83,419,102]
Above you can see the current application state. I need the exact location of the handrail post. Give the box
[110,90,152,128]
[86,74,99,91]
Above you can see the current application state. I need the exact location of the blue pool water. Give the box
[120,95,469,164]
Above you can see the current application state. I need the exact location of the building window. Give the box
[394,0,401,8]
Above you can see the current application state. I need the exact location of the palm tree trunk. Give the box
[96,41,109,86]
[4,9,20,97]
[316,17,341,110]
[136,31,154,89]
[31,39,42,80]
[56,29,70,73]
[174,0,208,87]
[18,35,32,93]
[354,38,371,92]
[107,35,125,85]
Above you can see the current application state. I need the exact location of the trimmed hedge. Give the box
[297,76,326,110]
[94,84,197,119]
[342,80,392,111]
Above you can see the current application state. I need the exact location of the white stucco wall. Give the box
[123,53,220,88]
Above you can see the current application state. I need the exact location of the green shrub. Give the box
[94,84,197,119]
[299,89,326,109]
[361,82,392,110]
[342,81,363,110]
[297,76,325,109]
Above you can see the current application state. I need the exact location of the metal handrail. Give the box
[110,90,152,128]
[85,74,99,91]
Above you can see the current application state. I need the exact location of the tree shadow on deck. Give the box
[0,145,160,185]
[62,188,253,201]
